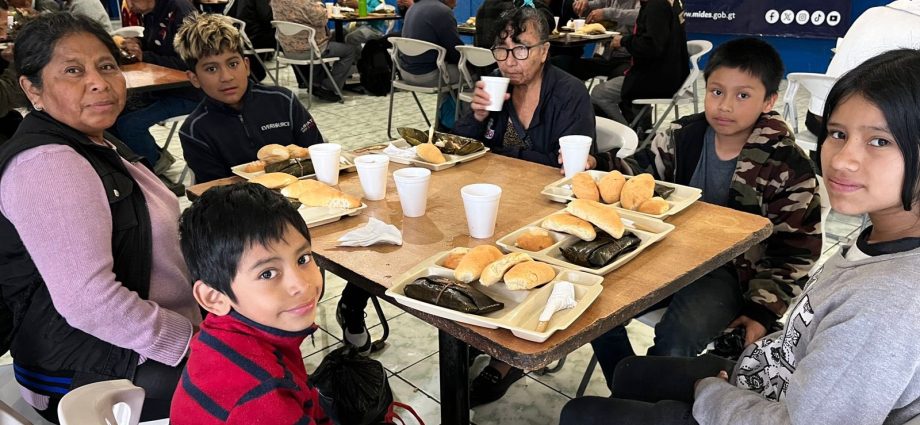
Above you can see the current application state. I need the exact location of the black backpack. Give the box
[358,37,394,96]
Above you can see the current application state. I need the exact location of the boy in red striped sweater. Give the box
[170,183,330,425]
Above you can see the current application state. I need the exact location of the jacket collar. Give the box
[203,310,319,350]
[13,110,143,163]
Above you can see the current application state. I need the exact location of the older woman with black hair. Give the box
[454,5,596,168]
[0,13,200,423]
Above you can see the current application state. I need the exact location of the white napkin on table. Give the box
[337,217,403,247]
[382,143,418,160]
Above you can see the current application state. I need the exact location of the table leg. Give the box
[439,330,470,425]
[334,21,345,43]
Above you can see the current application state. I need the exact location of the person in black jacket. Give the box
[224,0,274,81]
[590,0,688,125]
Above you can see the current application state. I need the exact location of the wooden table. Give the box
[122,62,191,93]
[457,25,615,47]
[329,13,403,42]
[187,154,772,425]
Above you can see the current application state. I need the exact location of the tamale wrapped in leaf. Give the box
[560,236,615,267]
[404,275,504,315]
[265,159,315,177]
[587,233,641,267]
[654,183,675,200]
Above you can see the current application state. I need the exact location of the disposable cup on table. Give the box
[308,143,343,186]
[354,154,390,201]
[393,167,432,218]
[480,76,510,112]
[572,19,586,31]
[461,184,502,239]
[559,135,593,178]
[554,16,560,30]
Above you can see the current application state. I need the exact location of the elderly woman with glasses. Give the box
[454,5,596,168]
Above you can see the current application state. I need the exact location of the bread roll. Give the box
[638,197,670,215]
[454,245,503,283]
[257,144,290,163]
[286,144,310,159]
[620,173,655,210]
[295,179,361,209]
[566,199,625,238]
[243,160,266,173]
[541,213,596,241]
[113,35,125,48]
[503,261,556,290]
[572,172,600,202]
[575,23,607,35]
[441,247,469,269]
[480,252,533,286]
[515,228,555,251]
[416,143,447,164]
[598,170,626,204]
[250,172,298,189]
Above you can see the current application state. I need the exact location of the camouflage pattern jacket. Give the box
[595,112,822,327]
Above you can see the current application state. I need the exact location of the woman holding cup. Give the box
[453,5,596,169]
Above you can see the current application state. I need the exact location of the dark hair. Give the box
[179,183,312,302]
[703,37,784,97]
[14,12,119,91]
[492,6,550,47]
[821,49,920,211]
[0,0,9,11]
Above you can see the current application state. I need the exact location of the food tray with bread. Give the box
[496,200,675,275]
[541,170,702,219]
[385,247,604,343]
[386,139,490,171]
[231,143,357,180]
[249,174,367,227]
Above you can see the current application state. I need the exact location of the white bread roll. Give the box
[504,261,556,290]
[620,173,655,210]
[598,170,626,204]
[515,227,555,251]
[541,213,596,241]
[286,144,310,159]
[295,179,361,209]
[441,247,470,269]
[572,172,600,202]
[454,245,503,283]
[566,199,625,238]
[257,144,290,163]
[250,172,298,189]
[638,197,670,215]
[480,252,533,286]
[416,143,447,164]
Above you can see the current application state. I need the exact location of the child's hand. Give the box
[694,370,729,393]
[729,315,767,346]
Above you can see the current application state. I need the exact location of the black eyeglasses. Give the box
[491,42,545,61]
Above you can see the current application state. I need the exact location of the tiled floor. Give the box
[0,62,864,425]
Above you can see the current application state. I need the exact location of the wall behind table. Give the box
[453,0,888,73]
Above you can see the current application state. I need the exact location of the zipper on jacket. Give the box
[238,115,254,146]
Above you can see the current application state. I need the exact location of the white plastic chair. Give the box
[57,380,145,425]
[271,20,344,108]
[781,72,837,153]
[630,40,713,141]
[595,117,638,158]
[454,45,496,123]
[225,16,279,85]
[157,114,191,186]
[0,401,31,425]
[386,37,461,140]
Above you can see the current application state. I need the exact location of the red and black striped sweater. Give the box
[170,311,330,424]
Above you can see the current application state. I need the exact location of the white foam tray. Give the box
[386,250,603,343]
[231,152,357,180]
[298,202,366,228]
[385,139,490,171]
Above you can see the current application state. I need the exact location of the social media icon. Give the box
[781,10,795,24]
[827,11,841,26]
[796,10,810,25]
[811,10,825,25]
[765,9,779,24]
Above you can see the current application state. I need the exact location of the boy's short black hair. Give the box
[179,183,312,302]
[822,49,920,211]
[703,37,784,97]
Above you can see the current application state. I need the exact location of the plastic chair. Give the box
[630,40,713,141]
[595,117,638,158]
[454,45,496,123]
[57,380,145,425]
[157,114,191,186]
[386,37,461,140]
[0,400,32,425]
[781,72,837,153]
[225,16,279,85]
[272,20,344,109]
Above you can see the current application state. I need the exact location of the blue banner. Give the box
[684,1,852,39]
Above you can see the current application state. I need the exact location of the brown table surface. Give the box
[122,62,191,93]
[188,153,771,424]
[188,153,771,368]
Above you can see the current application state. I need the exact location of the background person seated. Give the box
[453,6,595,405]
[224,0,276,82]
[551,0,637,81]
[590,0,687,126]
[271,0,357,102]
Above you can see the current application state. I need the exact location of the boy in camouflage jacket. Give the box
[588,37,823,388]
